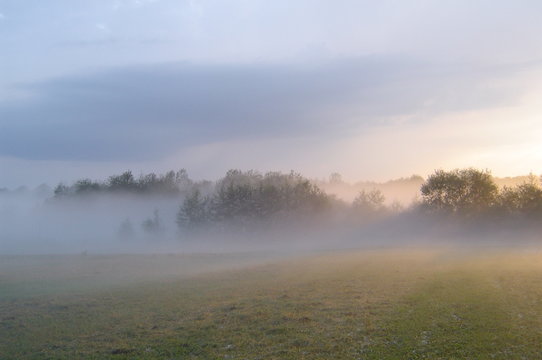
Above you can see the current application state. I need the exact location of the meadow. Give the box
[2,247,542,359]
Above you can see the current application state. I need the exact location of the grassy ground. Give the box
[2,248,542,359]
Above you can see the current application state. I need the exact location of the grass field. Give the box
[2,247,542,359]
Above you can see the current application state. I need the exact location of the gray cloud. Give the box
[0,57,533,162]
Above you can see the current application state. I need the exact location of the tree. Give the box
[329,172,343,184]
[50,169,193,198]
[352,189,386,220]
[74,179,101,194]
[53,183,69,198]
[420,168,498,215]
[141,209,164,236]
[108,171,136,192]
[177,190,209,229]
[175,169,332,232]
[175,169,192,190]
[497,175,542,217]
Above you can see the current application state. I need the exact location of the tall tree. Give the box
[420,168,498,215]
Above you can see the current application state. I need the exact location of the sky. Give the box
[1,0,542,188]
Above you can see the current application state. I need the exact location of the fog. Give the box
[0,188,195,254]
[0,189,345,255]
[2,169,541,257]
[4,168,542,318]
[3,3,542,358]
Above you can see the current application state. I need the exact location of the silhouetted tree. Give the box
[53,183,70,198]
[177,190,209,229]
[175,170,331,231]
[108,171,136,192]
[74,179,102,194]
[141,209,164,236]
[421,168,498,215]
[50,169,194,198]
[497,176,542,217]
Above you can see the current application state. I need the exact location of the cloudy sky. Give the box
[2,0,542,187]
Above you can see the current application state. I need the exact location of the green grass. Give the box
[3,249,542,359]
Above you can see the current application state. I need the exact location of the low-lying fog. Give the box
[1,192,180,254]
[0,170,539,255]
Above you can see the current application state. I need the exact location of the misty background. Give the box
[3,4,542,360]
[2,1,542,254]
[1,167,540,255]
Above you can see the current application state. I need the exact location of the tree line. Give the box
[53,169,195,197]
[51,167,542,237]
[420,168,542,219]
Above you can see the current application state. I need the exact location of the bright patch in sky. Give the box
[1,0,542,187]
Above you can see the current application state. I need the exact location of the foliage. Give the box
[176,170,332,231]
[177,189,209,229]
[353,189,386,213]
[496,175,542,217]
[420,168,498,216]
[141,209,164,236]
[420,169,542,222]
[49,167,542,233]
[53,183,69,197]
[52,169,193,197]
[74,179,102,194]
